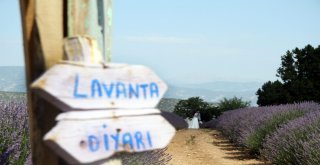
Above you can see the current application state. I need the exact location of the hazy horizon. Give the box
[0,66,261,104]
[1,1,320,85]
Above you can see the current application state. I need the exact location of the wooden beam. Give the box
[19,0,64,164]
[67,0,112,62]
[102,0,112,62]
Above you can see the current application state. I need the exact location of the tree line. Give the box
[257,44,320,106]
[173,96,250,122]
[173,44,319,120]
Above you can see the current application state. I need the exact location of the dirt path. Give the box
[165,129,270,165]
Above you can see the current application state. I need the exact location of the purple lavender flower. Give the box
[0,98,31,165]
[262,110,320,165]
[216,102,320,164]
[0,146,15,165]
[118,147,172,165]
[1,93,172,165]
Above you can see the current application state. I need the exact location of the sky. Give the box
[1,0,320,85]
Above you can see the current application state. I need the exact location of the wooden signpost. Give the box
[31,63,168,111]
[44,109,175,164]
[30,62,175,164]
[21,0,178,164]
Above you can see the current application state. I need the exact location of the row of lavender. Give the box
[0,98,171,165]
[0,100,31,165]
[216,102,320,165]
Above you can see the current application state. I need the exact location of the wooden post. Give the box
[67,0,112,62]
[102,0,113,62]
[19,0,65,164]
[20,1,180,164]
[20,0,114,164]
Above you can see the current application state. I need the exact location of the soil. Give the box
[165,129,271,165]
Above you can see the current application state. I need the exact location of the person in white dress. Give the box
[188,111,201,129]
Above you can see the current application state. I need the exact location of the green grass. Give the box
[245,110,305,153]
[0,91,26,102]
[14,131,30,165]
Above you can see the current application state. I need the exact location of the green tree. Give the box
[173,97,219,122]
[277,51,297,83]
[256,81,288,106]
[218,96,250,112]
[257,44,320,105]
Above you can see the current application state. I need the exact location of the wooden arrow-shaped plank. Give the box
[44,109,176,164]
[31,63,168,111]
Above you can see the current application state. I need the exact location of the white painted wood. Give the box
[31,63,167,111]
[44,110,176,164]
[56,109,160,120]
[58,60,128,68]
[63,36,104,64]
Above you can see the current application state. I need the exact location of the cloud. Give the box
[124,35,193,44]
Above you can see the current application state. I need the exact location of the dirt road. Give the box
[165,129,269,165]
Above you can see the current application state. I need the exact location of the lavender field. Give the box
[216,102,320,165]
[0,99,30,165]
[2,91,320,165]
[0,93,171,165]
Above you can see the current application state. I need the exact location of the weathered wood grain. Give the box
[44,110,176,164]
[67,0,112,62]
[102,0,112,62]
[31,63,168,110]
[20,0,115,164]
[35,0,64,69]
[63,36,104,64]
[57,109,161,120]
[19,0,65,164]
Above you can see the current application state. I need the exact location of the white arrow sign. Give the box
[44,109,176,164]
[31,63,167,111]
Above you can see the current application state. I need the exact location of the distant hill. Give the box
[165,81,264,105]
[0,91,26,102]
[0,66,262,105]
[183,81,263,92]
[157,98,180,112]
[0,66,26,92]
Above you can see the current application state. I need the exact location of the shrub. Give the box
[217,97,250,112]
[262,110,320,165]
[173,97,219,122]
